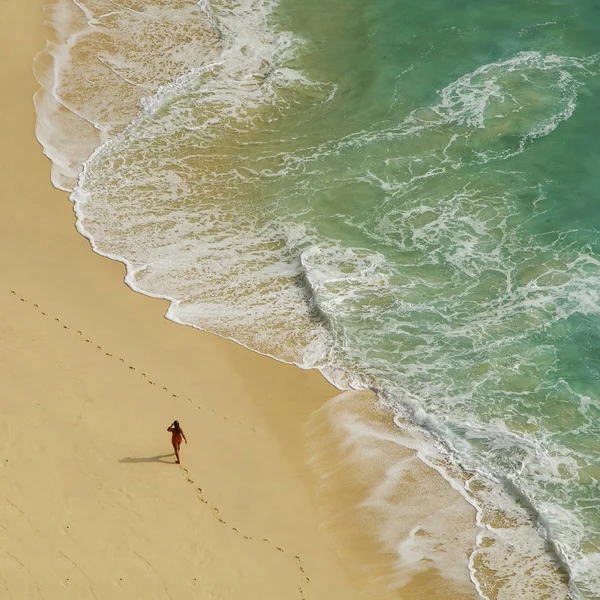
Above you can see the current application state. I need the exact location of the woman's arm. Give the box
[181,428,188,443]
[167,425,174,432]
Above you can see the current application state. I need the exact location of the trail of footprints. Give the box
[181,467,310,600]
[9,290,257,433]
[9,289,310,598]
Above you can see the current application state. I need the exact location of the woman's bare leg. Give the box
[173,442,181,464]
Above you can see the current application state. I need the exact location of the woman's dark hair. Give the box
[173,420,180,433]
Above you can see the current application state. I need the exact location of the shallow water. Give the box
[36,0,600,597]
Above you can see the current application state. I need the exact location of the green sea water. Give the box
[275,1,600,594]
[39,0,600,596]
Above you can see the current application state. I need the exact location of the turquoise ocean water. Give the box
[36,0,600,597]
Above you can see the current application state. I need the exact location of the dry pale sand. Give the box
[0,1,480,598]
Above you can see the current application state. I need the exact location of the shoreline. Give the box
[1,2,361,597]
[1,1,480,598]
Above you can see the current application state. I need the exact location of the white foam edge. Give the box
[33,0,229,193]
[35,5,590,594]
[396,408,583,600]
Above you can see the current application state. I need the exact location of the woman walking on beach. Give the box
[167,420,187,464]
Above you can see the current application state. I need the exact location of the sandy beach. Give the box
[0,1,480,598]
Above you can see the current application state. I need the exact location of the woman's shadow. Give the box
[119,453,175,464]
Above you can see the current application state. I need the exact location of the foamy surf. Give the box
[35,0,600,598]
